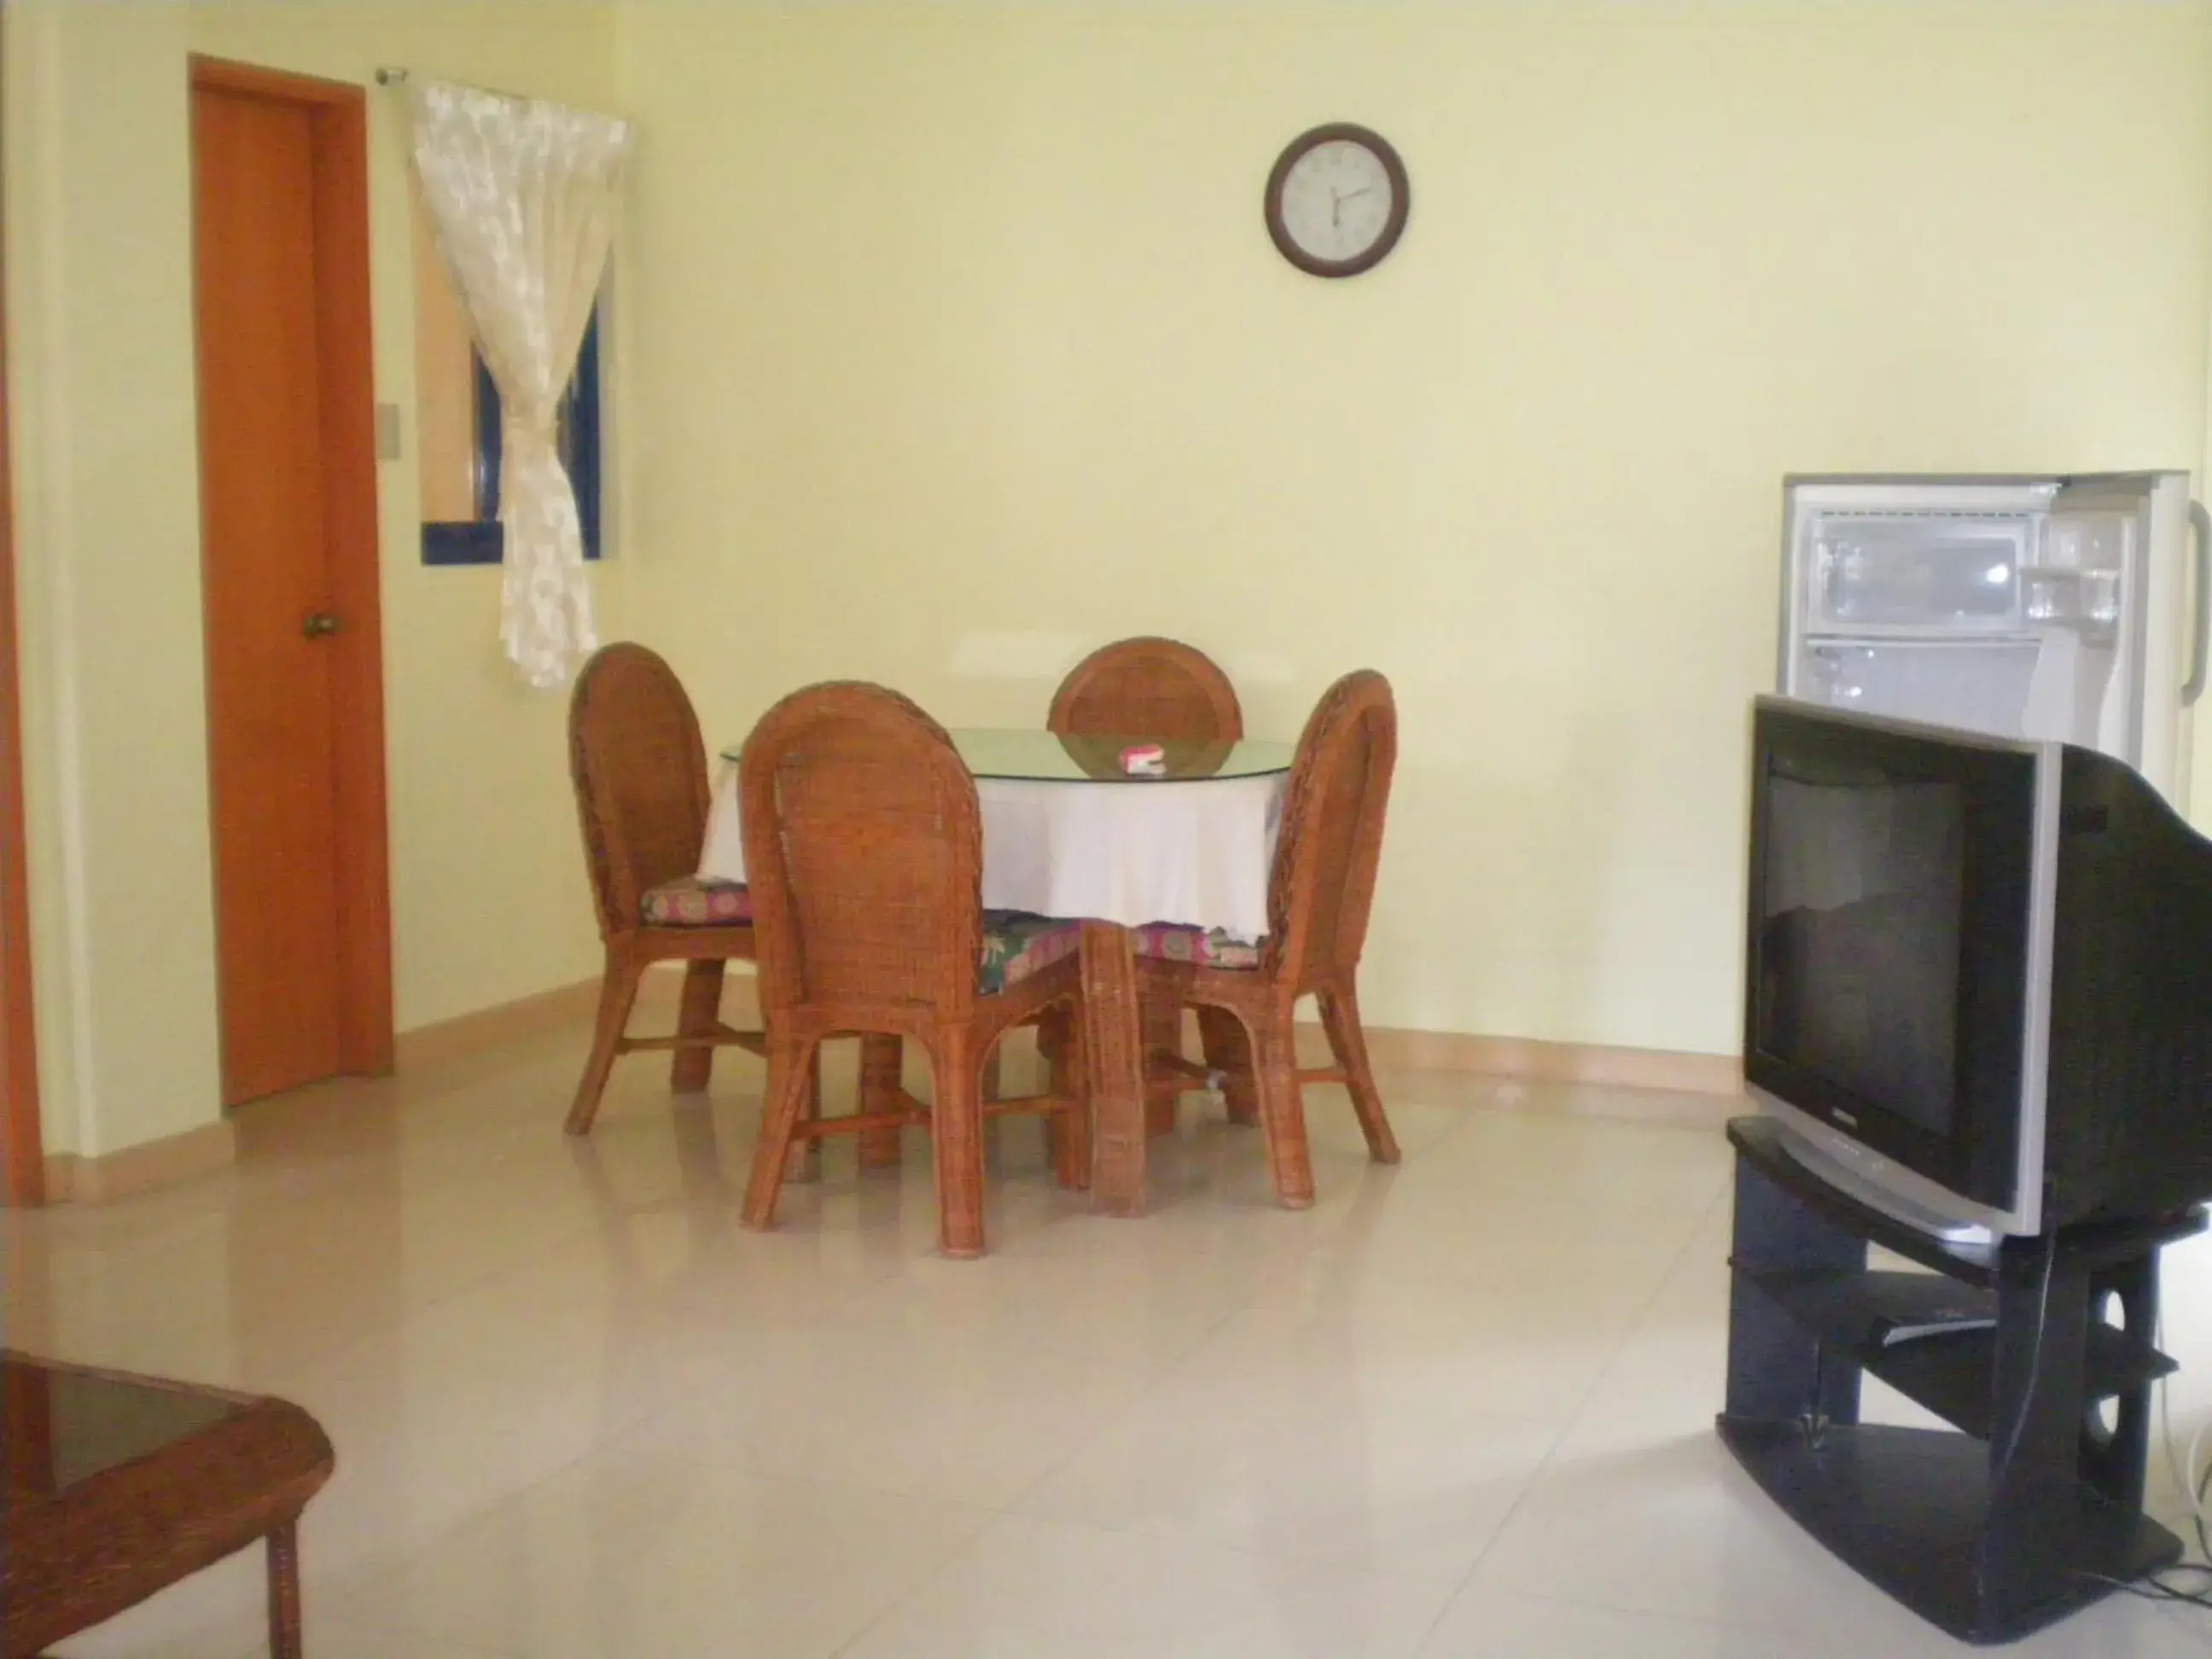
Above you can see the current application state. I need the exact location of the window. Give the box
[414,190,603,566]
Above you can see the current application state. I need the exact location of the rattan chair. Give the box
[564,643,766,1136]
[1045,636,1251,1132]
[1132,670,1402,1207]
[1048,636,1243,743]
[738,682,1090,1258]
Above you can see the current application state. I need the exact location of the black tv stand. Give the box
[1720,1117,2205,1644]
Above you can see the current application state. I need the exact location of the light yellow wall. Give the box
[5,0,622,1155]
[617,1,2212,1057]
[11,0,2212,1161]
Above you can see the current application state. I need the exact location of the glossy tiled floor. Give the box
[9,998,2212,1659]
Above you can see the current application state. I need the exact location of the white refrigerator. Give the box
[1778,472,2210,808]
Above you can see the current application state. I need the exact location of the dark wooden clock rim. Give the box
[1263,121,1411,280]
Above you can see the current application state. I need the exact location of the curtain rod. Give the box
[374,67,531,102]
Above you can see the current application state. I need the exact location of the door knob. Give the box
[302,611,341,639]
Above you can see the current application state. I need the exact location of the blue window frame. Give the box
[422,304,602,567]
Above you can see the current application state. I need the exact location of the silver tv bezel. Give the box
[1748,697,2063,1245]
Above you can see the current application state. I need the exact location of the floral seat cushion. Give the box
[1132,922,1263,971]
[980,911,1084,995]
[641,876,754,928]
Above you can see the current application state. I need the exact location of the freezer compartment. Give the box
[2023,568,2122,631]
[1808,516,2032,630]
[1799,639,2044,739]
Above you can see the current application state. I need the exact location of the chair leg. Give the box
[931,1029,987,1259]
[266,1520,303,1659]
[857,1034,905,1169]
[1199,1005,1258,1126]
[1081,919,1149,1218]
[1141,1000,1182,1138]
[566,949,643,1136]
[1249,1013,1316,1210]
[1046,1002,1091,1191]
[671,960,726,1093]
[1037,1005,1070,1067]
[1317,979,1400,1165]
[742,1039,818,1232]
[783,1049,824,1184]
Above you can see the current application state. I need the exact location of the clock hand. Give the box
[1339,185,1375,202]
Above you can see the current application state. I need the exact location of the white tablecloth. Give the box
[699,761,1285,940]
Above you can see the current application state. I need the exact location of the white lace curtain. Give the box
[408,80,632,690]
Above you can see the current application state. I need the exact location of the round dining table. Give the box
[698,727,1295,1214]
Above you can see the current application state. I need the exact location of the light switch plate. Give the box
[375,403,403,460]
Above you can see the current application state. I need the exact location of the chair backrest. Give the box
[568,643,713,937]
[1266,671,1398,989]
[739,682,983,1020]
[1047,637,1243,742]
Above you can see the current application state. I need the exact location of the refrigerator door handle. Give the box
[2188,500,2211,706]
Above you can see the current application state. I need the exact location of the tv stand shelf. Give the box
[1720,1118,2204,1645]
[1735,1267,2177,1441]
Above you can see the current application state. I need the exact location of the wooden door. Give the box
[1,83,44,1202]
[191,65,390,1105]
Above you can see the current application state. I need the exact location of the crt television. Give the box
[1743,696,2212,1244]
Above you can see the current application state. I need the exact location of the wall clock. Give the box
[1263,123,1410,278]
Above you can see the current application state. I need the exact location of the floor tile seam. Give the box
[987,1383,1210,1520]
[1429,1097,1738,1134]
[998,1454,1507,1586]
[307,1392,771,1631]
[243,1278,602,1407]
[18,1204,250,1284]
[1440,1572,1817,1644]
[533,1352,793,1485]
[803,1312,1219,1390]
[996,1220,1339,1270]
[928,1363,1202,1515]
[823,1505,1474,1658]
[1024,1505,1484,1591]
[306,1196,626,1347]
[815,1520,1003,1659]
[4,1312,398,1406]
[1231,1241,1664,1311]
[983,1273,1293,1516]
[1280,1244,1701,1316]
[314,1586,533,1651]
[1412,1177,1738,1628]
[31,1201,585,1348]
[1444,1580,1846,1651]
[242,1617,526,1659]
[625,1448,1009,1659]
[559,1424,1023,1523]
[797,1254,925,1319]
[658,1244,1294,1422]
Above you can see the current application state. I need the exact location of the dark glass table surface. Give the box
[722,727,1294,783]
[3,1354,244,1496]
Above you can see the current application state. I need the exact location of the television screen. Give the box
[1753,762,1967,1138]
[1746,700,2046,1231]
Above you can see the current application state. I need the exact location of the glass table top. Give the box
[4,1355,245,1496]
[953,729,1293,782]
[723,728,1294,783]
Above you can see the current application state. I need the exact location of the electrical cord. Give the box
[2192,1420,2212,1565]
[2103,1299,2212,1612]
[2075,1566,2212,1610]
[2189,1459,2212,1585]
[1990,1227,2060,1489]
[2006,1231,2212,1618]
[2070,1469,2212,1613]
[2154,1309,2212,1578]
[2157,1310,2212,1560]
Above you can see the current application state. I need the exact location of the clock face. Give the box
[1265,124,1409,278]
